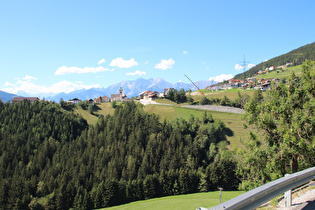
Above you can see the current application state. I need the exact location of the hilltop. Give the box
[234,42,315,79]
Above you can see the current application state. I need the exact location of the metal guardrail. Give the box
[206,166,315,210]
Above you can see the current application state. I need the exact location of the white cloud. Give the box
[235,63,256,71]
[155,58,175,70]
[126,70,146,76]
[2,79,100,95]
[23,75,37,81]
[247,64,256,68]
[209,74,233,82]
[183,51,188,55]
[55,66,111,75]
[110,57,138,68]
[98,58,106,64]
[235,64,244,71]
[4,82,16,87]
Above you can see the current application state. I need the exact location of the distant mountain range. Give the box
[0,78,216,102]
[0,91,17,102]
[46,78,216,102]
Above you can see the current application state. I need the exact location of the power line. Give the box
[239,55,250,81]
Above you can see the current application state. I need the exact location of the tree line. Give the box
[0,99,238,209]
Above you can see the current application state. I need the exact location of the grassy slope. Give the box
[101,191,245,210]
[77,101,250,148]
[253,65,302,80]
[144,105,248,148]
[192,89,257,101]
[76,103,115,125]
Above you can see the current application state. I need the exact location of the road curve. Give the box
[139,100,245,114]
[181,105,245,114]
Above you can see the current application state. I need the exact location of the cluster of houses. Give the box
[258,62,293,75]
[206,78,280,92]
[67,87,130,104]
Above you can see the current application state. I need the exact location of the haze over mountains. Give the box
[0,78,215,102]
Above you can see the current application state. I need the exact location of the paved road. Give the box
[139,99,245,114]
[181,105,245,114]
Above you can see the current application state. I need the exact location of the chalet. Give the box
[95,96,110,103]
[94,98,102,103]
[206,85,221,91]
[11,97,40,103]
[139,90,151,100]
[87,99,94,104]
[139,90,158,100]
[260,80,271,91]
[68,98,81,104]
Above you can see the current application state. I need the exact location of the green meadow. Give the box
[100,190,245,210]
[144,105,249,148]
[253,65,303,80]
[77,101,250,149]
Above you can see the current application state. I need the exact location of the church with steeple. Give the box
[110,87,126,101]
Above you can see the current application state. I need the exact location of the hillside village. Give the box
[206,63,291,92]
[206,77,277,92]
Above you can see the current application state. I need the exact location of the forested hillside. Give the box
[234,42,315,79]
[0,100,238,209]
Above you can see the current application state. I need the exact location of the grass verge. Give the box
[101,190,245,210]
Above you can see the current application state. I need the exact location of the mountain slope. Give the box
[234,42,315,79]
[0,90,17,102]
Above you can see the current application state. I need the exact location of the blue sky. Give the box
[1,0,314,96]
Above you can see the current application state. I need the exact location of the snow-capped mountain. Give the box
[44,78,216,101]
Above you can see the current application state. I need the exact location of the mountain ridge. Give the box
[0,90,17,102]
[234,42,315,79]
[45,78,215,101]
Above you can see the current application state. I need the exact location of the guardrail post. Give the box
[284,174,292,207]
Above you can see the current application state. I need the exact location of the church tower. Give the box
[119,87,123,100]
